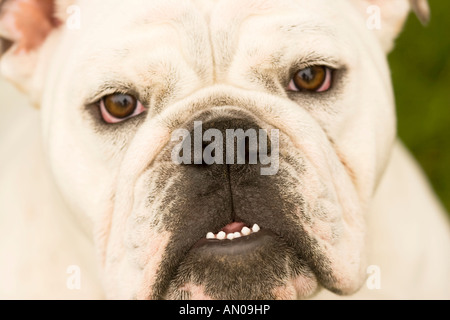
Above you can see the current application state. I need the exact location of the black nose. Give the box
[177,117,271,167]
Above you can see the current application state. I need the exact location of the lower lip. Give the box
[192,229,276,255]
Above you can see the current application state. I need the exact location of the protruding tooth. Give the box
[217,231,226,240]
[226,233,235,240]
[252,224,260,233]
[241,226,251,236]
[233,232,241,238]
[206,232,215,239]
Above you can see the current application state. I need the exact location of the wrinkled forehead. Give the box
[76,0,346,28]
[56,0,361,110]
[73,0,354,55]
[61,0,360,105]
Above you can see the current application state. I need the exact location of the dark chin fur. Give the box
[165,232,313,300]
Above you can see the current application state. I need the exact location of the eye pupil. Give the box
[293,66,328,91]
[299,68,315,83]
[104,94,137,119]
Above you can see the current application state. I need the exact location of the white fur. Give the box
[0,0,448,299]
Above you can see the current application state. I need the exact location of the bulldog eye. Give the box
[100,93,146,123]
[287,66,332,93]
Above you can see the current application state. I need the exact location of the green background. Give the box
[389,0,450,214]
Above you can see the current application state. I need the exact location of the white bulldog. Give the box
[0,0,449,300]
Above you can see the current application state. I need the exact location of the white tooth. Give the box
[206,232,215,239]
[233,232,241,238]
[241,226,251,236]
[252,224,260,233]
[217,231,226,240]
[226,233,235,240]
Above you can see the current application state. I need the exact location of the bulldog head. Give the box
[0,0,429,299]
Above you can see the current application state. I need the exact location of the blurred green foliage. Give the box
[389,0,450,214]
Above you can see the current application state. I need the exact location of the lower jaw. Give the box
[173,277,319,300]
[164,231,318,300]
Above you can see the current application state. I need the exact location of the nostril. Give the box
[185,140,216,167]
[202,141,216,160]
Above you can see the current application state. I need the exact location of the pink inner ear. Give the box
[2,0,60,53]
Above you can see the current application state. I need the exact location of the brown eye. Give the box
[103,94,137,119]
[288,66,332,92]
[99,93,146,124]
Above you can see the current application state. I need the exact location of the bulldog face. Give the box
[0,0,428,299]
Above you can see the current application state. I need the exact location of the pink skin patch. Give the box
[287,67,332,93]
[1,0,60,53]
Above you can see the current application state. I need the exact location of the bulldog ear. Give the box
[351,0,430,52]
[409,0,430,25]
[0,0,63,103]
